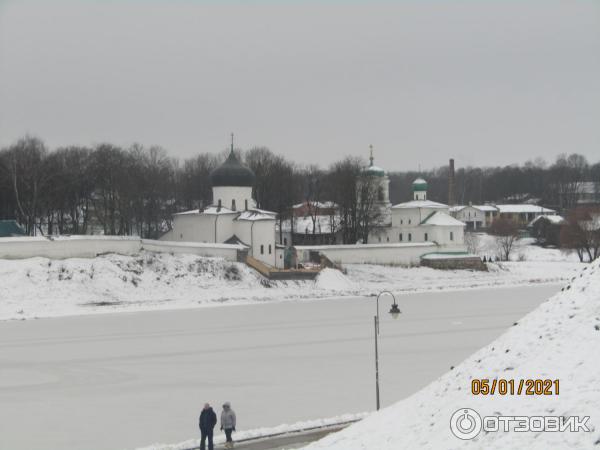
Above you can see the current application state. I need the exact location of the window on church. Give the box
[218,199,222,209]
[284,238,288,246]
[268,244,272,254]
[450,231,454,241]
[408,233,412,242]
[245,199,248,210]
[232,199,236,211]
[408,219,411,224]
[260,245,264,254]
[386,236,389,242]
[424,233,428,241]
[400,219,403,224]
[378,237,382,242]
[377,186,384,201]
[399,233,403,241]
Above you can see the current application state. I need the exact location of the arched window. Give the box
[450,232,454,241]
[408,233,412,242]
[231,199,236,211]
[424,233,428,241]
[268,244,272,254]
[399,233,403,241]
[245,199,248,210]
[260,245,264,254]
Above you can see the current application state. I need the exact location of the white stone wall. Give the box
[0,236,141,259]
[162,214,215,242]
[295,242,467,266]
[0,236,244,261]
[243,220,276,267]
[142,239,242,260]
[212,186,255,211]
[162,213,240,243]
[371,222,463,246]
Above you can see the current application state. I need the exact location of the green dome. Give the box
[364,165,385,177]
[412,178,428,191]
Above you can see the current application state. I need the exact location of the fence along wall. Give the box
[0,236,244,261]
[294,243,467,266]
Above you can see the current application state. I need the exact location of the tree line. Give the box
[1,135,599,243]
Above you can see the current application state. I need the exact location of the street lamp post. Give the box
[374,290,401,411]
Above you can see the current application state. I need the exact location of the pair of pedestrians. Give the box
[198,402,237,450]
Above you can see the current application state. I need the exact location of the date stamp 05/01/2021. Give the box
[471,378,560,396]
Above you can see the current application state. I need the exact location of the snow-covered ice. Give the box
[0,285,557,450]
[302,259,600,450]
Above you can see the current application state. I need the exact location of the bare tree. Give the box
[560,207,600,262]
[464,232,481,255]
[2,136,53,235]
[489,217,520,261]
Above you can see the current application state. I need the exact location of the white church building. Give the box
[366,161,466,247]
[160,146,279,267]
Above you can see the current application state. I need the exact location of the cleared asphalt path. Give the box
[0,285,559,450]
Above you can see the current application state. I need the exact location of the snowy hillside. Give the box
[303,259,600,450]
[0,244,585,320]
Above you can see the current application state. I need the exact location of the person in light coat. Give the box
[220,402,237,448]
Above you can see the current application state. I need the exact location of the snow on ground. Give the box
[302,259,600,450]
[136,413,367,450]
[475,232,580,262]
[0,240,585,320]
[314,268,357,290]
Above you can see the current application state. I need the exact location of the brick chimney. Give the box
[448,159,456,206]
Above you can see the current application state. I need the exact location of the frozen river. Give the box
[0,284,559,450]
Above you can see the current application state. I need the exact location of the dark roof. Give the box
[0,220,26,237]
[210,151,256,187]
[223,234,249,247]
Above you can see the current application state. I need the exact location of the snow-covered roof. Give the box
[528,215,565,227]
[474,204,499,212]
[202,206,239,215]
[496,204,555,214]
[175,207,239,216]
[235,209,276,221]
[174,209,201,215]
[450,204,498,213]
[392,200,448,210]
[421,211,465,227]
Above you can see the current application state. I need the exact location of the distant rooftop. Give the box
[392,199,447,210]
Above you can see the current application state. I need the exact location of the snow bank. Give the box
[314,268,358,291]
[0,243,585,321]
[134,413,367,450]
[303,260,600,450]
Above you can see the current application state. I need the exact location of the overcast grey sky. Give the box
[1,0,599,171]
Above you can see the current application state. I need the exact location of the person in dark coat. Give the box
[199,403,217,450]
[220,402,236,449]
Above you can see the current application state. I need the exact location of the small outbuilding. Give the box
[0,220,26,238]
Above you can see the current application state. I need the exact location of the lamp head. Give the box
[389,303,401,319]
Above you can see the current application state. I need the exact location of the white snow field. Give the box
[302,260,600,450]
[0,243,582,321]
[0,285,558,450]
